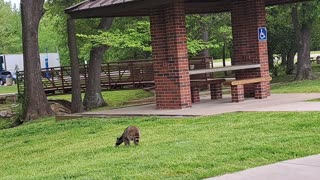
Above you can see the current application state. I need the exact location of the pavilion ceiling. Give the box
[65,0,310,19]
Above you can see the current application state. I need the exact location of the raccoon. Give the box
[115,126,140,147]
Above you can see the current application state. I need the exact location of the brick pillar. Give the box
[150,1,192,109]
[210,83,222,100]
[231,0,270,98]
[231,85,245,103]
[255,81,268,99]
[191,87,200,103]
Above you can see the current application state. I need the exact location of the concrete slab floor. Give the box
[80,93,320,117]
[206,155,320,180]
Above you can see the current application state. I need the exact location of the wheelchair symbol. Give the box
[258,27,267,41]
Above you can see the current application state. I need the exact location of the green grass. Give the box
[213,58,231,63]
[271,79,320,93]
[0,118,14,130]
[48,89,153,109]
[311,51,320,55]
[271,64,320,93]
[307,98,320,102]
[0,85,17,94]
[1,112,320,179]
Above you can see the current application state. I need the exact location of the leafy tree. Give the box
[292,1,320,80]
[83,18,113,110]
[67,17,83,113]
[267,5,296,75]
[0,0,22,53]
[38,13,64,54]
[79,17,215,58]
[21,0,53,121]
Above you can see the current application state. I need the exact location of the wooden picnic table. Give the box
[189,64,261,75]
[189,63,265,103]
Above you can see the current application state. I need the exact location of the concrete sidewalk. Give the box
[80,93,320,117]
[207,155,320,180]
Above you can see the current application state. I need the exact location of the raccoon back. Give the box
[123,126,140,140]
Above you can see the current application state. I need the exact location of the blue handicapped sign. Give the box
[258,27,267,41]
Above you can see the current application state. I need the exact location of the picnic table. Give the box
[188,64,271,103]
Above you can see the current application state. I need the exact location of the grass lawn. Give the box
[271,64,320,93]
[311,51,320,55]
[1,112,320,179]
[48,89,153,109]
[0,85,17,94]
[271,79,320,93]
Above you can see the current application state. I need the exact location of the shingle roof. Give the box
[65,0,309,19]
[65,0,136,12]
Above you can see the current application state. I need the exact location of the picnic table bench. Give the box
[224,76,272,102]
[189,64,269,103]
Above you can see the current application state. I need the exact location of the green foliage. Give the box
[1,112,320,179]
[38,14,64,54]
[78,17,218,59]
[267,5,295,56]
[187,38,217,56]
[78,20,151,53]
[0,0,22,54]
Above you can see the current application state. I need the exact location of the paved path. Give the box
[81,93,320,117]
[206,155,320,180]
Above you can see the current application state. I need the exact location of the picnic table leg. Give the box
[191,87,200,103]
[231,85,244,103]
[210,82,222,100]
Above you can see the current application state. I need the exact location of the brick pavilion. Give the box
[66,0,308,110]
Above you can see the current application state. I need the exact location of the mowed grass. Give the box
[48,89,153,109]
[271,79,320,93]
[271,64,320,93]
[0,85,17,94]
[1,112,320,179]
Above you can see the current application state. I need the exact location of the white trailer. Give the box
[0,53,61,72]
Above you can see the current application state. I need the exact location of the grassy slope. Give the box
[0,90,153,130]
[48,89,153,109]
[1,112,320,179]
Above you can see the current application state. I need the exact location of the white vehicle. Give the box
[0,53,61,73]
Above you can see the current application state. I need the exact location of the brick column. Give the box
[191,87,200,103]
[231,0,270,98]
[150,1,192,109]
[210,83,222,100]
[231,85,245,103]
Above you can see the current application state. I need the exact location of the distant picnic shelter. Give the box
[65,0,307,110]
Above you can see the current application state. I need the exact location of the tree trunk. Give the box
[291,5,314,80]
[295,23,313,80]
[199,14,210,57]
[21,0,53,121]
[67,17,84,113]
[222,42,227,76]
[281,53,287,66]
[83,18,113,110]
[286,48,296,75]
[268,48,274,70]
